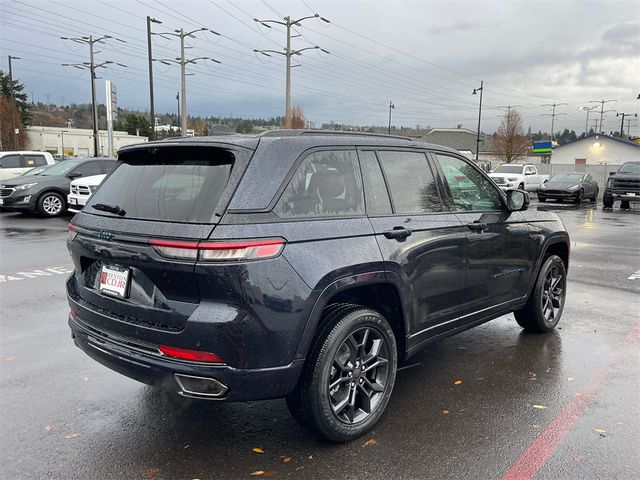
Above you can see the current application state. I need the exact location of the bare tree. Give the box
[493,109,530,163]
[281,105,306,129]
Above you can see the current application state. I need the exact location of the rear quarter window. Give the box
[275,150,364,218]
[86,146,234,223]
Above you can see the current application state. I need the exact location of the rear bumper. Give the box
[69,314,305,401]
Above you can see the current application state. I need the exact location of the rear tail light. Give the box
[68,224,77,242]
[149,238,286,262]
[158,345,224,363]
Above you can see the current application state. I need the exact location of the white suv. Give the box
[67,174,106,212]
[0,151,55,181]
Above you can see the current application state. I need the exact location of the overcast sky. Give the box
[1,0,638,134]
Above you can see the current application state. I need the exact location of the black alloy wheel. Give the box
[515,255,566,332]
[576,189,584,204]
[328,326,390,424]
[286,305,397,442]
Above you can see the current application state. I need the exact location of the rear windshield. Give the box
[85,146,234,223]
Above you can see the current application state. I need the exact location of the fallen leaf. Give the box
[184,444,190,449]
[262,472,276,477]
[307,455,314,460]
[441,408,450,415]
[532,424,541,429]
[44,425,53,432]
[567,377,575,382]
[143,468,158,480]
[252,448,265,454]
[572,455,586,462]
[594,428,606,433]
[250,471,265,477]
[282,457,291,463]
[64,433,80,439]
[532,404,547,409]
[362,438,378,447]
[454,379,462,385]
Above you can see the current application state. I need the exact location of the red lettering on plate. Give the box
[101,272,106,283]
[117,279,126,288]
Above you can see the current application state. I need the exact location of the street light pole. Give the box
[146,16,162,141]
[254,13,330,121]
[8,55,20,150]
[541,103,568,143]
[589,99,617,134]
[616,113,637,139]
[388,101,394,134]
[472,81,483,162]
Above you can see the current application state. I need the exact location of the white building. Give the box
[28,126,148,157]
[551,134,640,165]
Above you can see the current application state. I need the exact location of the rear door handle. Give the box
[383,227,412,240]
[466,222,488,233]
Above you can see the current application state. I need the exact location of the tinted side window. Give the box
[24,155,47,167]
[0,155,21,168]
[585,174,592,182]
[359,150,391,215]
[377,150,442,214]
[73,161,103,177]
[276,150,364,218]
[434,154,502,211]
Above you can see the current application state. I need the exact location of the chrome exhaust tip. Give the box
[174,374,228,398]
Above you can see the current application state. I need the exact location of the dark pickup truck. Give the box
[603,161,640,209]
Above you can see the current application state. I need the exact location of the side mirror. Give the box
[507,189,529,212]
[67,172,81,179]
[609,171,616,176]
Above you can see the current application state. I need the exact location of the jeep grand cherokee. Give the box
[66,131,570,442]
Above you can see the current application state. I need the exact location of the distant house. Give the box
[551,134,640,165]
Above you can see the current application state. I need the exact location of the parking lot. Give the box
[1,201,638,480]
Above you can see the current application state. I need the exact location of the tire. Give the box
[575,189,584,204]
[592,188,598,202]
[37,192,65,217]
[515,255,567,333]
[286,304,397,442]
[603,195,613,208]
[621,201,631,209]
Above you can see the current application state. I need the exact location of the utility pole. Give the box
[589,99,617,134]
[8,55,20,150]
[625,117,637,137]
[541,103,568,143]
[146,16,162,141]
[154,28,220,137]
[61,35,126,156]
[254,13,330,121]
[497,104,522,115]
[472,81,483,162]
[176,92,180,134]
[616,112,637,138]
[387,101,394,134]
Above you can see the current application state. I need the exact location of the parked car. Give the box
[0,157,116,217]
[66,132,569,442]
[537,172,598,203]
[603,161,640,209]
[0,151,55,181]
[67,174,107,213]
[488,163,549,192]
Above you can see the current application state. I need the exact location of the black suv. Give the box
[66,132,570,441]
[603,161,640,209]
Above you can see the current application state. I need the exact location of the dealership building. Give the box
[27,126,148,157]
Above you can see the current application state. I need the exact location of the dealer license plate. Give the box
[99,265,130,299]
[0,199,4,205]
[69,198,77,205]
[627,192,636,197]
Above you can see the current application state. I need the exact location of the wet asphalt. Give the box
[0,201,639,480]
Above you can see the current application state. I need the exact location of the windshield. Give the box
[494,164,524,174]
[550,173,584,183]
[21,165,50,176]
[86,146,234,223]
[618,162,640,174]
[40,160,81,176]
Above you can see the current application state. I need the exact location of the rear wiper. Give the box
[92,203,126,216]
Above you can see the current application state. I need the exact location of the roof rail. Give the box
[258,129,415,141]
